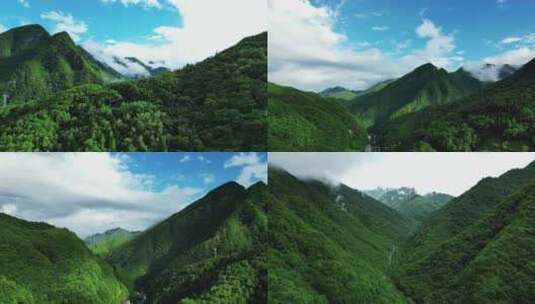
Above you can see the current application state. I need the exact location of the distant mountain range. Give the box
[112,56,170,77]
[364,187,454,223]
[269,57,535,151]
[84,227,140,256]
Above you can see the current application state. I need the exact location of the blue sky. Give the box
[269,0,535,91]
[0,0,266,75]
[0,152,267,237]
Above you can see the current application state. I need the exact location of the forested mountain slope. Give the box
[0,213,128,303]
[378,58,535,151]
[347,64,483,129]
[403,161,535,261]
[268,83,367,151]
[267,167,411,303]
[0,25,122,102]
[0,31,267,151]
[106,182,268,304]
[395,182,535,303]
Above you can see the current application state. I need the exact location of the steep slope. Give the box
[395,182,535,303]
[0,213,128,303]
[403,161,535,263]
[347,63,483,129]
[84,227,140,256]
[106,182,268,303]
[268,167,412,303]
[268,83,368,151]
[0,31,267,151]
[0,24,122,102]
[379,57,535,151]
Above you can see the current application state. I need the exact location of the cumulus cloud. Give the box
[269,153,535,196]
[85,0,266,74]
[0,153,203,237]
[40,11,87,41]
[0,24,6,33]
[225,153,267,187]
[268,0,461,92]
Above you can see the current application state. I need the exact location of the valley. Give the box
[267,157,535,303]
[268,59,535,151]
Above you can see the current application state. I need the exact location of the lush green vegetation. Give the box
[268,83,368,151]
[394,180,535,303]
[106,182,268,303]
[267,167,411,303]
[0,26,267,151]
[84,228,139,256]
[0,213,128,303]
[378,59,535,151]
[346,64,483,129]
[0,24,122,102]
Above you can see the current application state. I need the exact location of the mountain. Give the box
[468,63,519,81]
[395,162,535,303]
[84,227,140,256]
[320,86,362,100]
[268,83,368,151]
[378,57,535,151]
[0,213,128,303]
[105,181,268,303]
[0,31,267,151]
[346,63,483,129]
[113,56,170,77]
[0,24,122,102]
[366,187,453,223]
[267,167,412,303]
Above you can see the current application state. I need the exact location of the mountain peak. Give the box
[52,31,75,45]
[6,24,48,35]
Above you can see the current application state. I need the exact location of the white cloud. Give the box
[268,0,461,92]
[225,153,267,187]
[0,24,6,33]
[179,155,191,163]
[269,153,535,196]
[0,153,203,237]
[372,26,389,31]
[197,156,212,164]
[482,47,535,66]
[18,0,30,8]
[100,0,162,9]
[502,37,521,44]
[40,11,87,41]
[0,204,17,215]
[200,174,215,185]
[85,0,266,74]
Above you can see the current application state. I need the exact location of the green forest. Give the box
[267,163,535,303]
[268,58,535,152]
[0,25,267,151]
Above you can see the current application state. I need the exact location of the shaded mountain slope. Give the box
[402,161,535,263]
[395,182,535,303]
[268,83,367,151]
[347,63,483,129]
[267,167,411,303]
[106,182,268,303]
[0,213,128,303]
[0,31,267,151]
[0,24,122,102]
[378,58,535,151]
